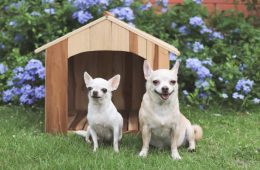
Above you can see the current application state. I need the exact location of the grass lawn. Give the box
[0,105,259,170]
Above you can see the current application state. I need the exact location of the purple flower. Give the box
[31,11,41,16]
[202,59,213,66]
[200,25,212,34]
[123,0,133,6]
[192,42,204,53]
[221,93,228,99]
[2,89,14,102]
[189,16,204,27]
[193,0,202,4]
[44,8,55,15]
[197,67,212,79]
[171,22,177,29]
[195,80,209,89]
[110,7,134,21]
[178,25,189,35]
[42,0,55,3]
[169,53,176,61]
[252,98,260,104]
[235,79,254,94]
[9,20,17,27]
[25,59,43,74]
[210,32,224,39]
[186,58,202,71]
[183,90,189,96]
[141,2,152,11]
[14,35,23,43]
[218,77,223,82]
[0,63,8,74]
[162,0,168,7]
[232,92,244,100]
[73,10,93,24]
[37,67,45,80]
[34,85,45,99]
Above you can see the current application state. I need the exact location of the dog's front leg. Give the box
[113,126,120,153]
[90,127,98,152]
[139,125,151,157]
[171,128,182,160]
[85,126,91,143]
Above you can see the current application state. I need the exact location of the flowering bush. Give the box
[0,0,259,109]
[1,59,45,105]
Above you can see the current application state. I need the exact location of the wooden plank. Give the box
[158,47,169,69]
[146,41,155,68]
[68,28,90,57]
[153,45,159,70]
[107,16,180,56]
[35,16,107,53]
[90,20,112,51]
[75,117,87,130]
[68,115,77,129]
[45,39,68,133]
[68,58,75,116]
[137,36,147,59]
[129,32,138,55]
[112,23,129,51]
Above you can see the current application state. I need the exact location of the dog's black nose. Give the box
[162,86,169,93]
[92,91,98,96]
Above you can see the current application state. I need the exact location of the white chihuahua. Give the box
[138,60,203,160]
[75,72,123,153]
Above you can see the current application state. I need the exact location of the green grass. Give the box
[0,105,259,170]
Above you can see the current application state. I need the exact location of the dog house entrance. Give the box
[68,51,145,132]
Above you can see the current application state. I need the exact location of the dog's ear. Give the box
[143,60,153,80]
[84,72,93,86]
[171,60,180,74]
[109,74,120,91]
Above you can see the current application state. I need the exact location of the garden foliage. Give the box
[0,0,259,109]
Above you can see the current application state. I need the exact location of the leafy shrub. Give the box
[0,0,259,109]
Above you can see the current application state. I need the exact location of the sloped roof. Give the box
[35,15,180,56]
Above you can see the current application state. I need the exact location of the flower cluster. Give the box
[72,0,110,24]
[193,0,203,4]
[231,79,254,101]
[2,59,45,105]
[175,15,224,40]
[0,63,8,74]
[110,7,134,22]
[141,1,152,11]
[192,42,204,53]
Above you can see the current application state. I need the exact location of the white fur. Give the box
[139,60,203,160]
[76,72,123,153]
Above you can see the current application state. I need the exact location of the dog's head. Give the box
[83,72,120,101]
[143,60,180,101]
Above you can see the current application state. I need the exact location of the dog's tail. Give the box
[73,130,88,137]
[192,124,203,141]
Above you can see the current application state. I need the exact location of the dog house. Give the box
[35,14,180,134]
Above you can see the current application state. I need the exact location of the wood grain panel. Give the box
[137,36,147,59]
[45,39,68,133]
[129,32,138,55]
[158,47,169,69]
[146,41,155,69]
[90,20,112,51]
[112,23,129,51]
[68,29,90,57]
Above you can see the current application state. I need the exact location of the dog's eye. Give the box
[170,80,176,85]
[153,80,160,85]
[87,87,93,91]
[101,88,107,93]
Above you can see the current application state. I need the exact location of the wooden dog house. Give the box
[35,14,180,133]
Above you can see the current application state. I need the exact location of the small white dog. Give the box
[138,60,203,160]
[75,72,123,153]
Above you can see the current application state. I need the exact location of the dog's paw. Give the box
[188,147,196,152]
[139,150,148,158]
[93,147,98,152]
[85,138,92,144]
[171,154,182,160]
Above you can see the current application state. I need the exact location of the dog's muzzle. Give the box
[154,90,174,100]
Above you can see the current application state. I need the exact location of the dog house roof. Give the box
[35,15,180,58]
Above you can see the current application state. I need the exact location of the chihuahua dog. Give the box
[76,72,123,153]
[138,60,203,160]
